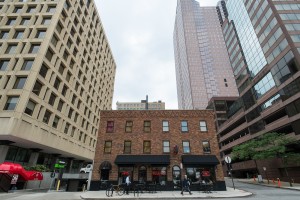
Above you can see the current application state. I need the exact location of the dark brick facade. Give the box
[91,110,225,191]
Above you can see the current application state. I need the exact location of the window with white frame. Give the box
[163,140,170,153]
[181,120,188,132]
[182,141,190,153]
[200,121,208,132]
[162,120,169,132]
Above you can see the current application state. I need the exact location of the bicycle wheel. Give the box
[106,187,113,197]
[117,186,125,196]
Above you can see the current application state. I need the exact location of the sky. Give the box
[95,0,220,109]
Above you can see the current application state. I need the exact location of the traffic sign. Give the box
[225,156,232,164]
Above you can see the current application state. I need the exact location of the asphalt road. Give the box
[0,179,299,200]
[224,179,300,200]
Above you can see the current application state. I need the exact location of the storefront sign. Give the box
[152,170,161,176]
[202,171,210,177]
[122,171,129,176]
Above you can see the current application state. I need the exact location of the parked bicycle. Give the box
[106,184,125,197]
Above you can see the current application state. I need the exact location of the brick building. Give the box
[91,110,225,191]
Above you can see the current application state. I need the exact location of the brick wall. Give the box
[92,110,224,182]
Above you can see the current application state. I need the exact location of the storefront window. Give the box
[186,167,216,184]
[5,146,31,163]
[138,166,147,183]
[172,165,181,188]
[152,167,167,185]
[118,167,133,185]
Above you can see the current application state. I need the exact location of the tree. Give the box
[231,138,260,174]
[231,139,258,161]
[232,132,299,185]
[232,132,299,160]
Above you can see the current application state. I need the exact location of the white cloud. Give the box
[96,0,220,109]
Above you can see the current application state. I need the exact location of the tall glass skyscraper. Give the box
[173,0,238,110]
[216,0,300,181]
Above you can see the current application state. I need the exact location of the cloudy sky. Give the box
[95,0,220,109]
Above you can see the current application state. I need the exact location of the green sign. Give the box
[54,163,65,169]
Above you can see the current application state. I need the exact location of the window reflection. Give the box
[227,0,267,77]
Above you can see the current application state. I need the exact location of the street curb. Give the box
[237,180,300,192]
[80,189,253,199]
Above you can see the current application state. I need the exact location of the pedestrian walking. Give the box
[125,175,131,195]
[181,175,192,195]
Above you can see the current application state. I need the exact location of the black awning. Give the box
[182,155,220,166]
[100,161,112,170]
[115,155,170,165]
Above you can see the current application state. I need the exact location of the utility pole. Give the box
[225,156,235,190]
[146,95,148,110]
[141,95,149,110]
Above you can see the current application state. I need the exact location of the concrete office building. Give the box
[116,96,165,111]
[216,0,300,182]
[116,101,165,110]
[0,0,116,171]
[173,0,238,110]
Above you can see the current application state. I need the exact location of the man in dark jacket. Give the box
[181,175,192,195]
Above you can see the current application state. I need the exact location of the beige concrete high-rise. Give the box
[0,0,116,168]
[116,96,165,110]
[116,100,165,110]
[173,0,238,110]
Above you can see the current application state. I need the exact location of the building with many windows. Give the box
[91,110,226,191]
[215,0,300,182]
[116,100,165,110]
[116,98,165,110]
[173,0,238,110]
[0,0,116,172]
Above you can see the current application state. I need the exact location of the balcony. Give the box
[219,121,248,142]
[264,116,289,132]
[220,134,252,152]
[218,108,244,133]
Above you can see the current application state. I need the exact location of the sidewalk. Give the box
[80,187,252,199]
[237,178,300,191]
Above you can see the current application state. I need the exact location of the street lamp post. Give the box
[263,167,269,184]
